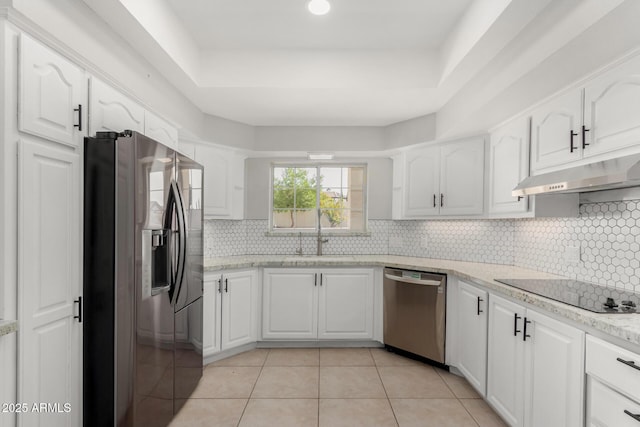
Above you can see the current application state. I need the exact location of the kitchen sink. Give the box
[283,255,355,262]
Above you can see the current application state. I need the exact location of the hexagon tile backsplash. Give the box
[204,200,640,292]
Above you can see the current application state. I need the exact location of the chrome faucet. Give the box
[317,209,329,256]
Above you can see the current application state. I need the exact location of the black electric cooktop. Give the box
[494,278,640,314]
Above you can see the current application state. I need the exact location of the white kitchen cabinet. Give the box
[203,269,258,358]
[583,54,640,159]
[400,137,485,218]
[195,143,245,219]
[457,280,488,397]
[262,268,374,341]
[585,335,640,426]
[489,117,529,214]
[18,140,82,427]
[391,152,405,220]
[19,33,87,148]
[144,110,179,150]
[89,77,144,135]
[487,293,584,427]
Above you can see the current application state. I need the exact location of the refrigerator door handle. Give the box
[165,180,187,303]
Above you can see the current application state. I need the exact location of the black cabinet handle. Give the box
[320,273,323,286]
[582,125,590,149]
[477,297,483,315]
[517,196,524,202]
[624,410,640,422]
[217,278,222,293]
[523,318,532,341]
[224,278,228,293]
[440,193,444,207]
[73,296,82,323]
[74,104,82,131]
[514,313,521,336]
[314,273,318,287]
[570,130,578,153]
[617,357,640,372]
[433,194,436,208]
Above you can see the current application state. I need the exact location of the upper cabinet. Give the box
[531,53,640,173]
[489,117,530,214]
[89,77,144,135]
[144,110,179,150]
[398,137,485,218]
[19,34,87,148]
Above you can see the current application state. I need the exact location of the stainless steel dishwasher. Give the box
[383,268,446,364]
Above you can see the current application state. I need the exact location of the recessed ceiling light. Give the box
[308,0,331,16]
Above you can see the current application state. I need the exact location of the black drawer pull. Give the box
[523,318,531,341]
[624,410,640,422]
[477,297,483,315]
[570,130,578,153]
[617,357,640,372]
[433,194,436,208]
[514,313,521,336]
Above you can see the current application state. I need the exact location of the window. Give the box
[271,164,367,232]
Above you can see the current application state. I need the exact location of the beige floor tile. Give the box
[320,348,375,366]
[319,399,397,427]
[390,398,478,427]
[175,367,207,399]
[211,349,269,367]
[265,348,320,366]
[436,369,481,399]
[190,366,261,398]
[252,367,319,398]
[461,399,509,427]
[239,399,318,427]
[369,349,423,367]
[170,399,247,427]
[320,366,387,398]
[378,366,454,398]
[135,396,173,426]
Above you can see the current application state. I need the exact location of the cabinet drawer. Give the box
[586,335,640,402]
[588,377,640,427]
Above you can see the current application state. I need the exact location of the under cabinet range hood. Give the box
[513,153,640,196]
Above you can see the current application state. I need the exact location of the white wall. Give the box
[245,157,393,220]
[254,126,386,152]
[202,115,255,151]
[384,114,436,149]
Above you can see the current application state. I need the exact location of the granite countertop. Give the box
[205,255,640,349]
[0,320,17,337]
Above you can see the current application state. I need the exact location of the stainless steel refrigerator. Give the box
[83,131,204,426]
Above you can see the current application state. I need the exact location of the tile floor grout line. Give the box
[370,348,401,427]
[435,369,482,427]
[235,348,270,427]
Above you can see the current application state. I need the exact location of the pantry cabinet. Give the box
[487,294,584,427]
[203,270,259,358]
[489,117,529,214]
[89,77,144,135]
[531,53,640,173]
[262,268,374,340]
[456,280,488,396]
[400,137,485,218]
[19,33,87,148]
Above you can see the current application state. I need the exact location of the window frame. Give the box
[269,161,369,234]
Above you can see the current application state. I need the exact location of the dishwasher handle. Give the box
[384,273,442,286]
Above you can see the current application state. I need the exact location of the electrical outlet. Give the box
[564,245,581,264]
[389,236,403,248]
[420,235,429,249]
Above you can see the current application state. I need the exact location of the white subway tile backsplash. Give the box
[204,199,640,293]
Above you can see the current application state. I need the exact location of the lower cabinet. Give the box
[203,269,258,357]
[457,280,488,397]
[262,268,374,340]
[486,294,584,427]
[586,335,640,427]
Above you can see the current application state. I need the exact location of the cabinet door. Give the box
[439,138,485,215]
[584,54,640,159]
[89,77,144,135]
[18,141,81,427]
[318,269,374,340]
[221,270,258,350]
[19,34,86,148]
[262,269,318,339]
[587,377,640,427]
[404,146,440,217]
[144,110,179,150]
[457,281,488,397]
[196,144,233,218]
[530,90,582,172]
[523,310,584,427]
[391,153,405,219]
[489,118,529,214]
[487,294,525,427]
[203,276,222,356]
